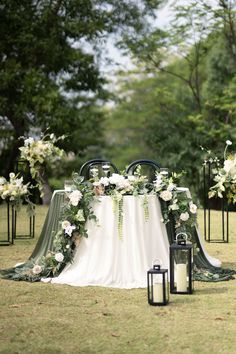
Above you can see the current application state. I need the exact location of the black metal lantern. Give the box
[170,233,194,294]
[147,260,169,306]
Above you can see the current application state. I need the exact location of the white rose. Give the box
[189,203,197,214]
[68,190,83,206]
[62,220,71,229]
[99,177,110,186]
[160,190,172,202]
[32,264,43,275]
[180,212,190,221]
[55,252,64,263]
[109,173,124,185]
[117,178,131,190]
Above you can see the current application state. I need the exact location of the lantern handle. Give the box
[153,258,162,269]
[176,232,188,242]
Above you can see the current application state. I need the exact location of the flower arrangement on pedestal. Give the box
[207,140,236,204]
[0,173,33,211]
[19,132,65,202]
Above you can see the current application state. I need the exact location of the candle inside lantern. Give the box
[153,283,163,302]
[176,263,187,292]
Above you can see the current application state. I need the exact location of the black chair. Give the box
[126,159,161,182]
[79,159,119,180]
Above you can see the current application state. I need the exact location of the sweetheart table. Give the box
[37,190,222,288]
[2,187,234,286]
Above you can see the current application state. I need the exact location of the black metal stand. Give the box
[13,206,35,240]
[203,162,229,243]
[0,201,14,246]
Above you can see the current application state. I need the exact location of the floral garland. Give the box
[15,169,198,282]
[19,132,65,197]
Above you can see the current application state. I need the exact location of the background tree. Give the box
[104,0,236,204]
[0,0,163,179]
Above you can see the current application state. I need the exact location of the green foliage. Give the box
[0,0,163,176]
[103,1,236,204]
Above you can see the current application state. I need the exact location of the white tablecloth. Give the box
[51,195,170,288]
[48,193,220,288]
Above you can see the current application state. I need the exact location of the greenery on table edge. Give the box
[1,169,234,283]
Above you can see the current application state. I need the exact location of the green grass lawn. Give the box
[0,206,236,354]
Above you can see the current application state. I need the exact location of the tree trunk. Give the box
[38,168,53,205]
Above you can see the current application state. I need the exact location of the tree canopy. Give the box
[0,0,163,175]
[104,0,236,202]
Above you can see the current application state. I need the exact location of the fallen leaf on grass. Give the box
[111,333,120,337]
[9,304,21,308]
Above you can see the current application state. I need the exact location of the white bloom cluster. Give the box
[0,173,29,201]
[108,173,133,191]
[68,190,83,206]
[160,190,173,201]
[209,141,236,202]
[62,220,76,236]
[93,173,150,195]
[223,155,236,177]
[19,133,65,174]
[55,252,64,263]
[32,264,42,275]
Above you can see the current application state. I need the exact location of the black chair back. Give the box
[79,159,119,180]
[126,159,161,182]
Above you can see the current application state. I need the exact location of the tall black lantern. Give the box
[170,233,194,294]
[147,260,169,306]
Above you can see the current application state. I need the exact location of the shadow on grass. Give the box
[223,262,236,270]
[196,287,230,295]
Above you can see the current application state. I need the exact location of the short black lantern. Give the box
[170,233,194,294]
[147,260,169,306]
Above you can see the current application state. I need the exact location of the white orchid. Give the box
[64,224,76,237]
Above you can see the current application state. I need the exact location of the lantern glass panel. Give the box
[170,243,193,294]
[147,268,169,305]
